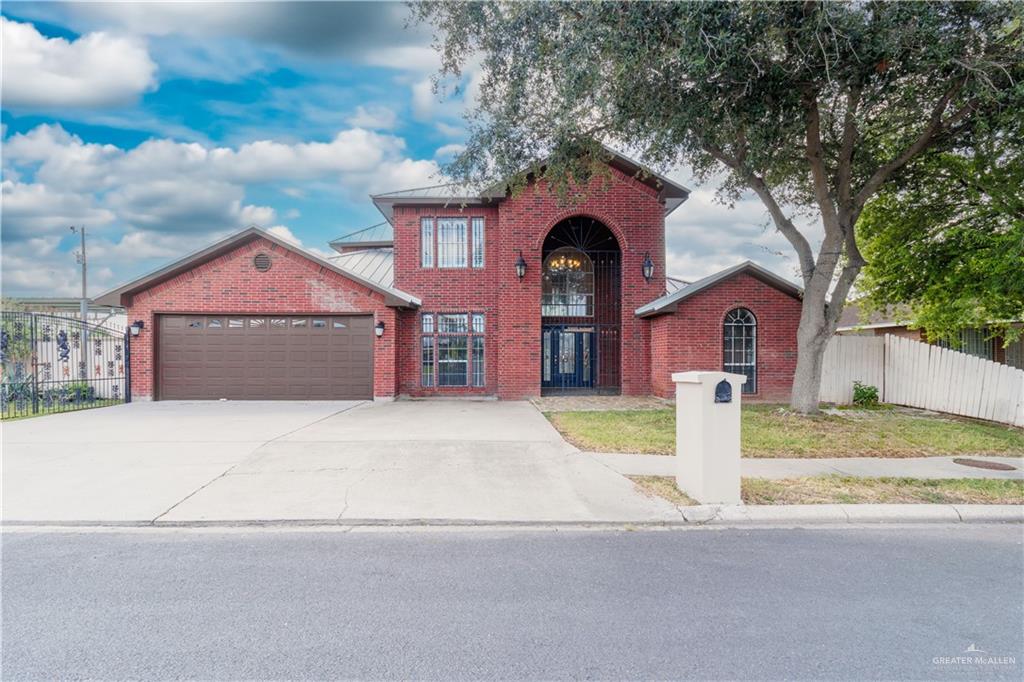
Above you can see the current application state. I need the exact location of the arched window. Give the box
[723,308,756,394]
[542,247,594,317]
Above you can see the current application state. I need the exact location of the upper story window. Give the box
[542,247,594,317]
[471,217,485,268]
[420,216,485,269]
[723,308,756,394]
[420,218,434,267]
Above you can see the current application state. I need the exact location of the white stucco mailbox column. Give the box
[672,371,746,505]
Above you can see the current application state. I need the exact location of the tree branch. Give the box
[826,261,862,329]
[804,88,840,235]
[836,85,861,210]
[852,76,967,212]
[702,141,817,282]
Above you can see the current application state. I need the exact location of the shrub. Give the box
[853,381,880,407]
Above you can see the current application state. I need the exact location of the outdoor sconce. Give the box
[642,252,655,282]
[374,320,386,338]
[515,250,527,280]
[129,320,145,336]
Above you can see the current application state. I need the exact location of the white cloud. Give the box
[2,123,444,295]
[434,143,466,161]
[411,78,436,119]
[436,121,466,138]
[0,180,115,240]
[346,105,398,130]
[1,17,157,109]
[266,225,301,245]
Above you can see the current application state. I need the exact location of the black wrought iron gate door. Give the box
[0,312,130,419]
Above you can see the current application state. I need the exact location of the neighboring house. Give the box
[96,149,804,402]
[4,297,127,333]
[836,303,1024,369]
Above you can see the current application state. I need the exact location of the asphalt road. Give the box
[3,526,1022,680]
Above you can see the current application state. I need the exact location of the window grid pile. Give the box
[723,308,756,394]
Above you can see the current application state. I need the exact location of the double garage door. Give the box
[157,314,373,400]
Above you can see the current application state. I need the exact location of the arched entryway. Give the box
[541,216,621,394]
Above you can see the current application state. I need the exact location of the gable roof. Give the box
[328,221,394,252]
[93,226,420,309]
[836,302,913,331]
[635,260,802,318]
[329,248,394,288]
[371,146,691,223]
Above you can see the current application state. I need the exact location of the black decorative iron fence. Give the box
[0,312,130,419]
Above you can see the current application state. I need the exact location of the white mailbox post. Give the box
[672,371,746,505]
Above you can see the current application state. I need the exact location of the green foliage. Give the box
[852,381,880,407]
[415,1,1020,210]
[857,112,1024,344]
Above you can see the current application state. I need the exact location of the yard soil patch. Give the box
[630,475,1024,506]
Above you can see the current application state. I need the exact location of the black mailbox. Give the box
[714,379,732,403]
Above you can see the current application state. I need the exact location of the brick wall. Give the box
[390,166,667,398]
[125,237,398,400]
[649,272,802,402]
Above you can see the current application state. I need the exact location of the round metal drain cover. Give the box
[953,458,1017,471]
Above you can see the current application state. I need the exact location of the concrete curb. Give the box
[2,504,1021,529]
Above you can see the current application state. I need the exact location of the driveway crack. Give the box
[151,402,367,523]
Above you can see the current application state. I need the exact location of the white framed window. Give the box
[421,217,434,268]
[437,217,467,268]
[471,217,485,268]
[421,312,485,387]
[723,308,757,394]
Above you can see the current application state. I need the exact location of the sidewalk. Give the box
[587,453,1024,479]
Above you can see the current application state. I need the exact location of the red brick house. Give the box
[97,150,803,402]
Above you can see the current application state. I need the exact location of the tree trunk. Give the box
[789,294,834,414]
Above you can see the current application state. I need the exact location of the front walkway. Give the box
[531,395,672,412]
[588,452,1024,480]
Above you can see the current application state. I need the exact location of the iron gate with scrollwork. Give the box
[0,312,130,419]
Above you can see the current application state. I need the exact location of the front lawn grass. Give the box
[546,404,1024,458]
[631,475,1024,505]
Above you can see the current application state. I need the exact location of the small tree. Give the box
[415,1,1022,412]
[857,112,1024,345]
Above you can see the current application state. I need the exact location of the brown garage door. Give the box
[157,315,373,400]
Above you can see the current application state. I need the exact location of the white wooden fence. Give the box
[820,334,1024,427]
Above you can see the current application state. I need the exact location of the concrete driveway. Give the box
[2,400,678,524]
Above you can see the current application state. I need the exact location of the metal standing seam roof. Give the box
[635,260,803,318]
[370,146,691,223]
[328,222,394,252]
[665,276,689,295]
[329,248,395,289]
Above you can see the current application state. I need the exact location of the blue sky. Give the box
[1,1,805,298]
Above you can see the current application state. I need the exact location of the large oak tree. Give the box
[414,0,1022,412]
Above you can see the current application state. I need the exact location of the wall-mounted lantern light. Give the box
[129,320,145,336]
[515,250,527,280]
[642,252,655,283]
[374,320,386,338]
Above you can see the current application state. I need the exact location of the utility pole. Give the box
[71,226,88,375]
[71,225,88,325]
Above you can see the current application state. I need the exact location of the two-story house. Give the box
[97,149,804,402]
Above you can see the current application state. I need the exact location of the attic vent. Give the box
[253,253,272,272]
